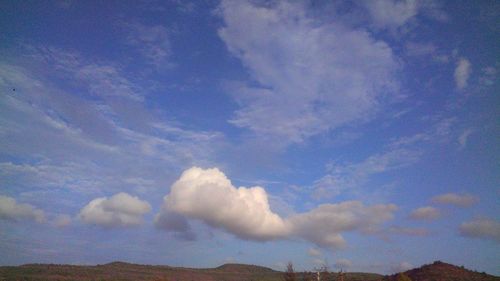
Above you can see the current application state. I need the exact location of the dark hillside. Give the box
[384,261,500,281]
[0,261,381,281]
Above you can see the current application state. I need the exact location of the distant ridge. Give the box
[0,260,497,281]
[103,261,137,266]
[0,261,284,281]
[215,263,277,273]
[385,261,500,281]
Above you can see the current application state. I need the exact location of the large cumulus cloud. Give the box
[161,167,290,240]
[158,167,398,249]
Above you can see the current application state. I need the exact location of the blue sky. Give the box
[0,0,499,275]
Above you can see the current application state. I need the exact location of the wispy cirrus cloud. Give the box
[310,115,460,201]
[123,22,172,67]
[0,45,224,218]
[312,148,421,200]
[218,0,399,144]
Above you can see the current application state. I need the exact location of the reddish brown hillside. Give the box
[385,261,500,281]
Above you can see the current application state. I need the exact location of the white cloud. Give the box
[312,115,458,201]
[431,193,478,207]
[409,206,440,220]
[160,167,398,250]
[218,0,398,143]
[388,117,458,149]
[361,0,448,30]
[307,247,322,257]
[334,258,352,270]
[79,192,151,227]
[0,195,45,223]
[361,0,419,29]
[22,46,144,101]
[479,66,497,87]
[0,50,223,199]
[76,64,144,101]
[116,124,222,165]
[0,64,119,156]
[312,148,420,199]
[458,129,473,149]
[454,57,471,90]
[124,22,172,67]
[162,167,290,240]
[291,201,397,249]
[53,214,72,227]
[459,218,500,242]
[0,161,111,194]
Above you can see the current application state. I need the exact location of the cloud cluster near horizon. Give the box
[156,167,397,250]
[2,167,495,249]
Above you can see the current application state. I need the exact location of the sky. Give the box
[0,0,499,275]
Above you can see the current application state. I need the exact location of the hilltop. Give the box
[215,263,277,273]
[384,261,500,281]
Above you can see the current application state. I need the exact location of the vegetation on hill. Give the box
[0,260,497,281]
[384,261,500,281]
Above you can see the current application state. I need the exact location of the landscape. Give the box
[1,261,499,281]
[1,0,499,280]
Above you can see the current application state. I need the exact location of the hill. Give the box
[1,260,497,281]
[0,261,382,281]
[385,261,500,281]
